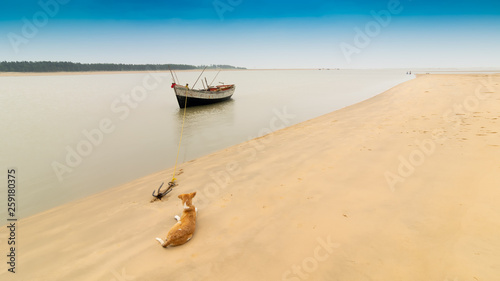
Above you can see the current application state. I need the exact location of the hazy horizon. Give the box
[1,0,499,69]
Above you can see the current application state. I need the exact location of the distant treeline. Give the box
[0,61,246,72]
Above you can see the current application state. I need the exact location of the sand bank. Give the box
[1,74,500,281]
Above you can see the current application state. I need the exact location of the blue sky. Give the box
[1,0,499,68]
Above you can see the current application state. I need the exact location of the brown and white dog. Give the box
[155,192,197,248]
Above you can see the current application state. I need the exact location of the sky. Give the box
[1,0,499,69]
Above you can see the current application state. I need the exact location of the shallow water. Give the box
[0,69,413,217]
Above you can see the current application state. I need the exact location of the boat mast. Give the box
[191,66,207,89]
[168,65,178,84]
[209,69,221,87]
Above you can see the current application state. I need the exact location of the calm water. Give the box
[0,70,413,217]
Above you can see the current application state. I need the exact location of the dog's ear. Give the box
[178,194,183,199]
[191,192,196,198]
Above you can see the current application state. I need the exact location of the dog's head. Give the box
[178,192,196,209]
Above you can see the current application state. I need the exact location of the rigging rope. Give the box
[171,85,189,183]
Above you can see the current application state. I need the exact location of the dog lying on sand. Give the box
[155,192,197,247]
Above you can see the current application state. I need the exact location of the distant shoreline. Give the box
[0,69,339,77]
[1,68,499,77]
[0,69,234,77]
[0,69,319,77]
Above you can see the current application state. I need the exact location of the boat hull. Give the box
[175,94,233,108]
[173,85,235,108]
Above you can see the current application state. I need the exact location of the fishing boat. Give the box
[171,83,235,108]
[169,66,235,108]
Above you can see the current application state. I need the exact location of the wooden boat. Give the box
[172,83,235,108]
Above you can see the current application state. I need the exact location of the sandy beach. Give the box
[1,74,500,281]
